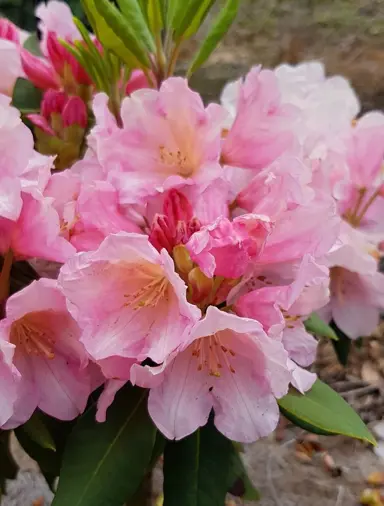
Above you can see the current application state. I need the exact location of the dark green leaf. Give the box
[117,0,155,52]
[23,33,42,56]
[18,411,56,451]
[278,379,376,444]
[187,0,239,76]
[163,421,233,506]
[304,313,338,341]
[12,78,42,113]
[52,385,156,506]
[227,445,260,501]
[330,320,351,366]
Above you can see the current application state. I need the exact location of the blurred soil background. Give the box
[2,0,384,504]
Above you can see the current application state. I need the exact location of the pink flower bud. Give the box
[27,114,55,135]
[62,96,88,128]
[41,89,67,119]
[21,49,60,90]
[47,32,92,86]
[163,189,193,231]
[0,19,20,44]
[149,214,174,253]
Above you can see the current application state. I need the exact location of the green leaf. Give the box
[81,0,147,69]
[163,421,233,506]
[166,0,185,30]
[117,0,156,52]
[147,0,164,33]
[175,0,215,40]
[18,411,56,451]
[23,33,42,56]
[278,379,376,444]
[12,78,42,113]
[187,0,239,76]
[227,446,260,501]
[304,313,338,341]
[52,385,156,506]
[330,320,351,366]
[94,0,151,67]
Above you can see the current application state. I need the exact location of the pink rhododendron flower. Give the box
[0,19,27,96]
[96,77,226,204]
[186,214,273,278]
[45,170,140,252]
[36,0,81,55]
[221,66,297,171]
[0,278,91,428]
[0,193,75,262]
[129,307,291,442]
[59,232,201,377]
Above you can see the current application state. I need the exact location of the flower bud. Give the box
[27,113,55,135]
[47,32,91,86]
[41,89,67,119]
[62,96,88,128]
[21,49,60,90]
[188,267,213,304]
[149,214,174,253]
[0,19,20,43]
[125,69,150,95]
[163,189,193,231]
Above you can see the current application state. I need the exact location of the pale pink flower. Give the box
[0,19,27,96]
[0,95,53,220]
[322,222,384,338]
[221,66,297,171]
[235,255,328,392]
[0,192,75,262]
[97,78,226,205]
[59,232,201,377]
[45,170,141,252]
[128,307,291,442]
[36,0,80,55]
[0,278,91,429]
[186,214,273,278]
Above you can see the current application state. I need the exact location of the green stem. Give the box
[166,38,183,77]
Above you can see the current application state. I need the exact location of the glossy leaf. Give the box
[81,0,146,69]
[18,411,56,451]
[278,379,376,444]
[227,446,260,501]
[117,0,155,52]
[163,422,233,506]
[304,312,338,341]
[23,33,42,56]
[188,0,239,76]
[52,385,156,506]
[12,77,42,113]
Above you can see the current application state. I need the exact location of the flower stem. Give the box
[166,38,183,78]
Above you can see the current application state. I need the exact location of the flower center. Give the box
[124,268,169,310]
[10,312,55,359]
[191,333,236,377]
[158,145,194,177]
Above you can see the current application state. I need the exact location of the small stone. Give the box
[362,361,381,384]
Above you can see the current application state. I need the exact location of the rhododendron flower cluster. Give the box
[0,1,382,454]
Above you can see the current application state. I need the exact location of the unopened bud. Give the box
[163,189,193,231]
[149,215,174,253]
[62,96,87,128]
[27,113,55,135]
[0,19,20,43]
[21,49,60,90]
[173,245,193,275]
[188,267,213,303]
[126,69,151,95]
[41,89,67,119]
